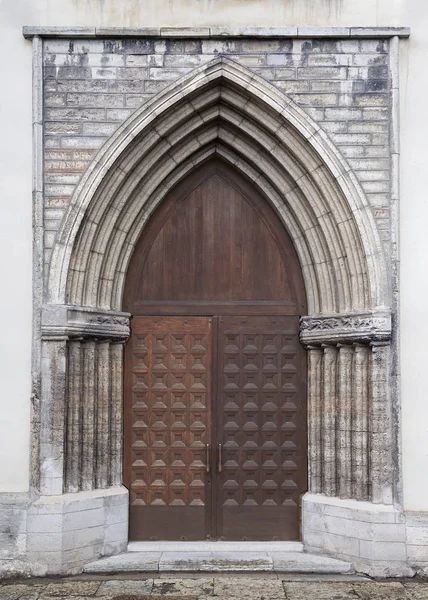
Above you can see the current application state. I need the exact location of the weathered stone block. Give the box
[66,93,125,107]
[105,108,134,121]
[60,137,106,149]
[360,540,407,561]
[81,122,118,136]
[297,66,348,79]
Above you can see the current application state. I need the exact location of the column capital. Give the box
[300,310,391,346]
[41,304,131,341]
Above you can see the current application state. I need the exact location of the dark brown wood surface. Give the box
[124,317,212,540]
[216,315,306,540]
[123,160,306,316]
[123,158,307,541]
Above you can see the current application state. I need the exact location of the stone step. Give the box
[128,541,304,553]
[84,550,353,574]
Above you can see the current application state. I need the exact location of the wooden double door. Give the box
[123,159,307,540]
[125,314,306,541]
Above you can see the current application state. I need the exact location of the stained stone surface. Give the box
[403,582,428,599]
[2,577,426,600]
[0,583,46,600]
[151,578,214,596]
[43,581,101,596]
[212,577,284,599]
[352,581,406,598]
[96,580,154,597]
[283,581,364,600]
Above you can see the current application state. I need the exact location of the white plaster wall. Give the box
[0,0,33,492]
[1,0,427,510]
[399,0,428,512]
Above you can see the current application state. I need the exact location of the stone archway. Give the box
[40,57,393,552]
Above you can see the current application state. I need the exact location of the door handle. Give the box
[218,443,223,473]
[206,443,210,473]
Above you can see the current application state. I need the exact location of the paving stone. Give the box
[152,578,214,597]
[39,597,100,600]
[43,581,101,596]
[95,580,154,597]
[403,583,428,599]
[110,597,197,600]
[352,582,406,599]
[0,584,45,600]
[283,582,357,600]
[213,577,285,599]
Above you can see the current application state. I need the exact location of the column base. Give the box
[0,486,129,577]
[302,493,416,577]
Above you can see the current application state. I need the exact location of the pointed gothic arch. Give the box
[47,57,388,316]
[40,58,394,536]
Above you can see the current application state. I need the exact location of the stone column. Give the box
[337,344,353,499]
[370,341,393,504]
[40,337,68,495]
[322,344,338,496]
[96,341,111,489]
[352,344,370,500]
[300,310,392,504]
[307,346,323,493]
[65,340,82,493]
[110,341,124,486]
[81,339,96,490]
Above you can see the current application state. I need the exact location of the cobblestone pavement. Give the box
[1,575,428,600]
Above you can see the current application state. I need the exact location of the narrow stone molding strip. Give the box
[41,304,131,340]
[300,311,392,345]
[22,25,410,39]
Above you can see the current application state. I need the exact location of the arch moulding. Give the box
[38,57,396,570]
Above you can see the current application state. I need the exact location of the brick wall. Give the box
[42,37,391,277]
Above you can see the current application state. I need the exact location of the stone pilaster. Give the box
[300,311,392,505]
[337,344,353,499]
[370,341,393,504]
[40,337,68,495]
[110,342,124,486]
[81,340,96,491]
[307,346,323,494]
[65,340,82,493]
[96,341,111,489]
[322,344,338,497]
[352,344,370,500]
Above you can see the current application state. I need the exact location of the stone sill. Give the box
[22,26,410,39]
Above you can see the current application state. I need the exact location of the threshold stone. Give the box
[84,549,353,574]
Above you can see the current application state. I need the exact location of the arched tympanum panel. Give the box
[123,160,307,541]
[123,160,306,315]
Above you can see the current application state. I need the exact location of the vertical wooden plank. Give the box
[81,339,96,491]
[96,341,111,489]
[65,340,82,493]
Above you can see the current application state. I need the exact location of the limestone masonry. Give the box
[1,12,428,580]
